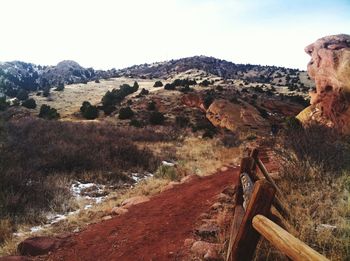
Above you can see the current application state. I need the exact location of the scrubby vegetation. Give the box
[21,98,36,109]
[254,123,350,260]
[38,104,60,120]
[101,82,139,114]
[118,106,134,119]
[153,81,163,87]
[149,111,165,125]
[0,117,165,228]
[80,101,99,120]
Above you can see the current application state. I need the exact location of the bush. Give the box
[175,116,189,128]
[202,129,215,139]
[43,87,50,97]
[101,83,139,113]
[118,106,134,119]
[38,104,60,120]
[21,98,37,109]
[80,101,99,120]
[282,123,347,172]
[147,101,156,111]
[199,79,210,87]
[133,81,139,91]
[130,119,143,128]
[153,81,163,87]
[203,95,214,109]
[16,89,28,101]
[139,88,149,96]
[149,111,165,125]
[55,82,64,91]
[164,83,175,90]
[0,97,9,111]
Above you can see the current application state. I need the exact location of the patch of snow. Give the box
[71,181,96,197]
[30,226,44,233]
[162,161,175,167]
[316,224,337,232]
[131,172,154,182]
[84,204,92,210]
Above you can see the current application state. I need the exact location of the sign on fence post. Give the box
[230,180,276,261]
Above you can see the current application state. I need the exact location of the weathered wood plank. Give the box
[253,215,329,261]
[230,180,276,261]
[226,205,245,261]
[256,158,283,196]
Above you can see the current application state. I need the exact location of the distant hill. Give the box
[0,56,314,99]
[0,60,118,98]
[117,55,314,91]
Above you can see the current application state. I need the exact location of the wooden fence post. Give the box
[252,215,329,261]
[230,180,276,261]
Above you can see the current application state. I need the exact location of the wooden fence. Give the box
[226,149,329,261]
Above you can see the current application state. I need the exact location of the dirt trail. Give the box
[40,167,240,261]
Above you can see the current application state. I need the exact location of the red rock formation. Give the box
[297,34,350,133]
[206,99,269,132]
[181,93,206,112]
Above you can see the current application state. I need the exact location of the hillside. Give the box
[117,56,314,91]
[0,56,314,101]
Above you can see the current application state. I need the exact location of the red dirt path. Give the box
[41,167,240,261]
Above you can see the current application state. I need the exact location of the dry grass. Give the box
[30,77,165,119]
[176,136,241,176]
[253,125,350,260]
[0,219,13,245]
[275,165,350,260]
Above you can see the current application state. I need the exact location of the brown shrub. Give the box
[0,117,163,222]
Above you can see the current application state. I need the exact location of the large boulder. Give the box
[297,34,350,134]
[206,99,269,132]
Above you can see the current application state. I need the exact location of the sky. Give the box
[0,0,349,70]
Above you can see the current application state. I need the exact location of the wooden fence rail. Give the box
[226,148,329,261]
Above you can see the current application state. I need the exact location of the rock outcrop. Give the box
[181,93,206,111]
[297,34,350,134]
[206,99,269,132]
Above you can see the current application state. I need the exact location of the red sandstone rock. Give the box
[298,34,350,134]
[121,196,150,208]
[206,99,269,133]
[18,237,63,256]
[111,207,129,215]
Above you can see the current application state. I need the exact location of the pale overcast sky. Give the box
[1,0,349,70]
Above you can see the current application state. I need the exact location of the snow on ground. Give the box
[14,174,154,237]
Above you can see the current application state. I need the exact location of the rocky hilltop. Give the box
[0,60,118,96]
[117,55,314,90]
[297,34,350,134]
